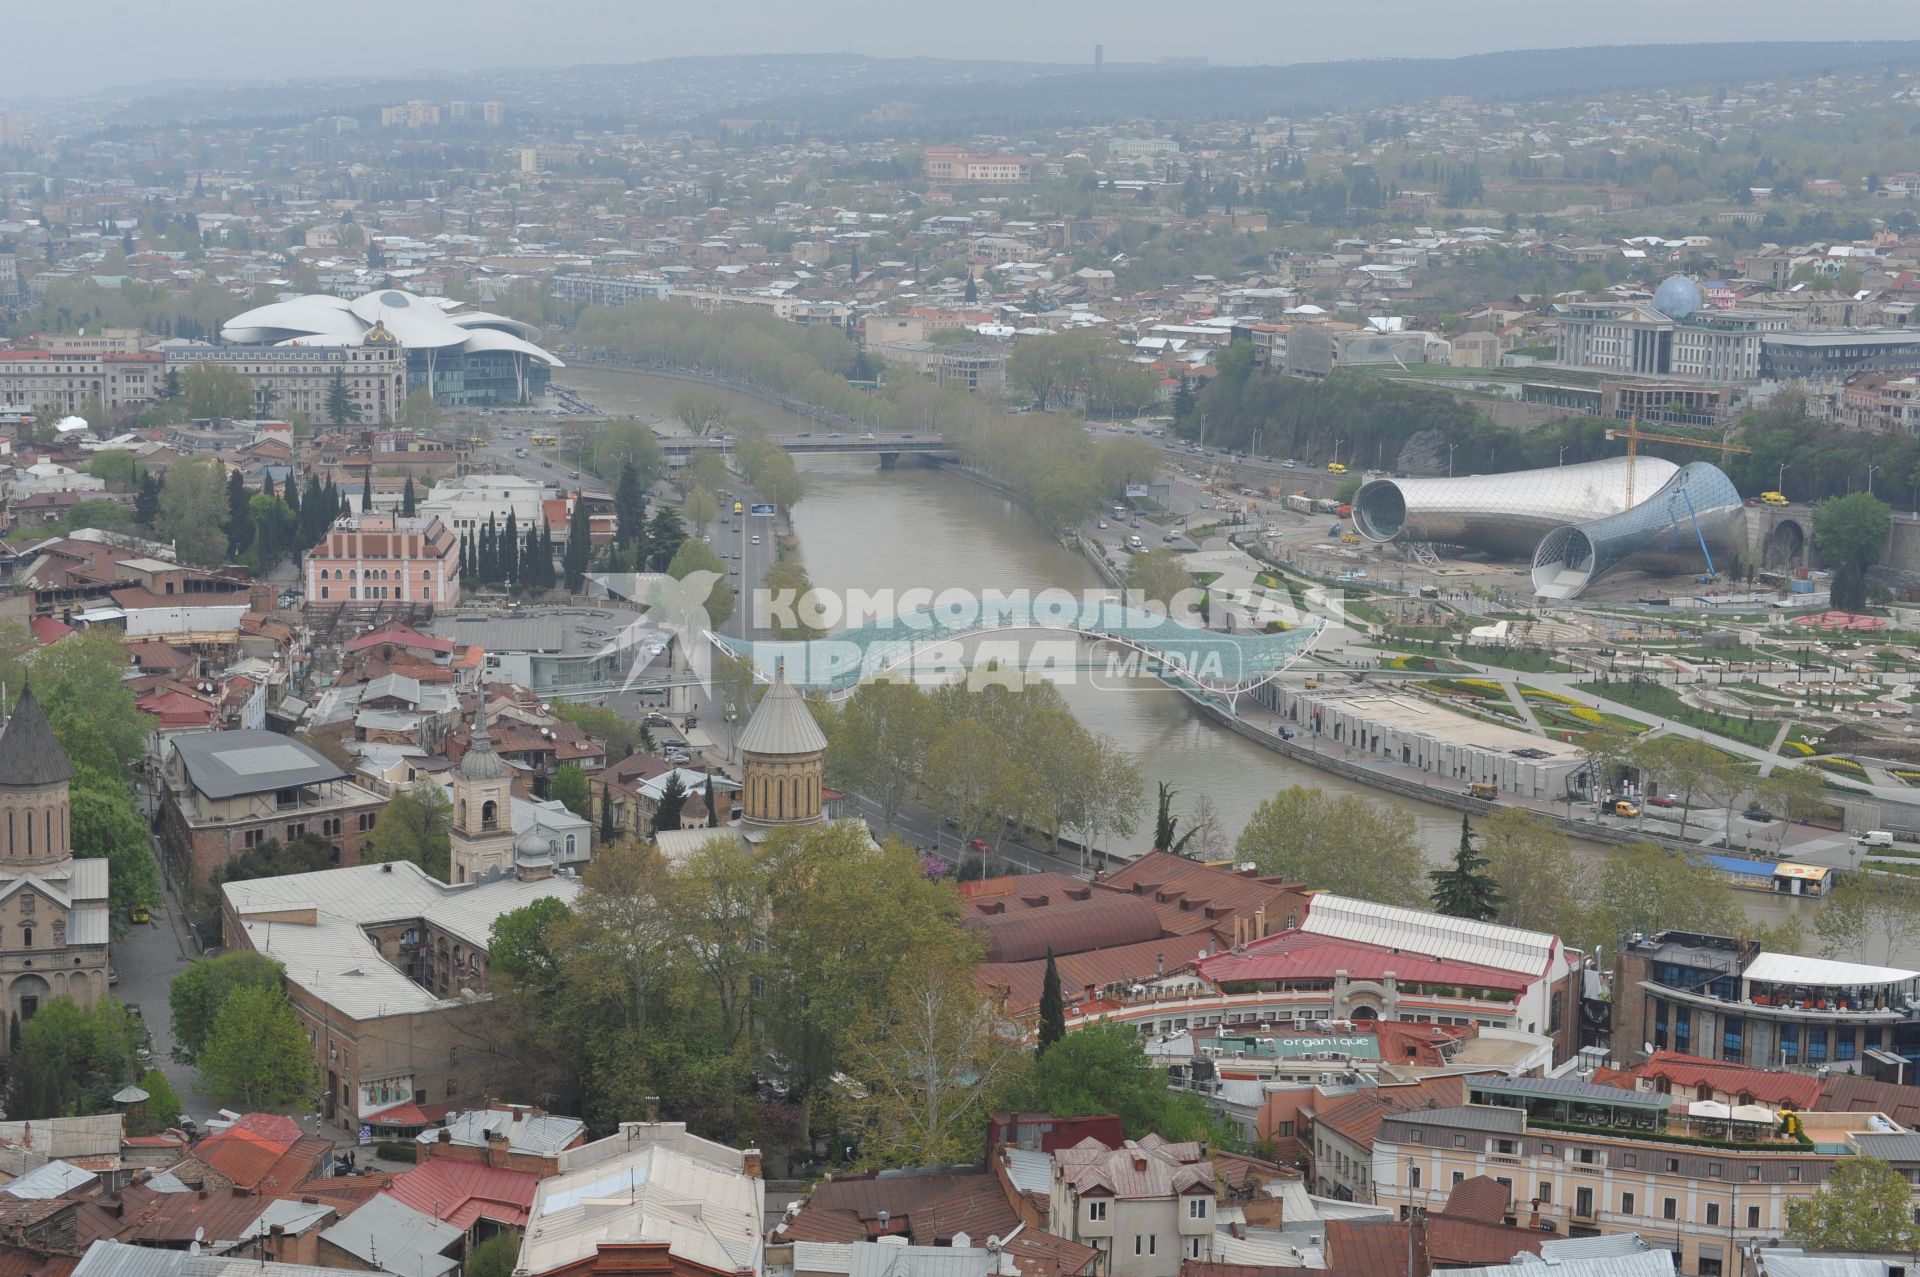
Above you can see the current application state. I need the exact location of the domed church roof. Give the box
[736,662,828,757]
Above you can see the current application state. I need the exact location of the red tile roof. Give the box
[1818,1074,1920,1127]
[1321,1220,1426,1277]
[384,1159,538,1229]
[346,623,455,657]
[1614,1052,1821,1110]
[1312,1076,1467,1151]
[1440,1175,1510,1224]
[1053,1135,1211,1199]
[26,618,72,645]
[792,1170,1021,1246]
[1096,852,1306,940]
[978,936,1215,1018]
[1194,930,1532,993]
[1425,1215,1543,1267]
[964,893,1164,963]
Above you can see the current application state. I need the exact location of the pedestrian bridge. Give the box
[709,595,1322,702]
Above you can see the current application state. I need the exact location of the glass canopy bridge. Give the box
[709,596,1324,710]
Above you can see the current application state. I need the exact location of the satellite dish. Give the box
[194,1228,205,1243]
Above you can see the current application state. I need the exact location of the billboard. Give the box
[749,502,777,517]
[1124,483,1150,498]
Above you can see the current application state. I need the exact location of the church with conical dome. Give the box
[0,685,111,1047]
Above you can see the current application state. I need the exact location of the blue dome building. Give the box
[1652,275,1704,321]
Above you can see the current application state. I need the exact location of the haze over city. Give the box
[15,7,1920,1276]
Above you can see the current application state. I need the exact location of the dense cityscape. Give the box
[14,11,1920,1277]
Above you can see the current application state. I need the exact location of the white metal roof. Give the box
[1301,894,1563,976]
[1744,952,1920,988]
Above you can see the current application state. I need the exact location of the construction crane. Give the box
[1604,417,1753,507]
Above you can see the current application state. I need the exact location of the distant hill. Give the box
[704,41,1920,131]
[93,41,1920,133]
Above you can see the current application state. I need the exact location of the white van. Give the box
[1857,830,1896,848]
[1126,534,1145,551]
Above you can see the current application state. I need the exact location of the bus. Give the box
[531,433,558,446]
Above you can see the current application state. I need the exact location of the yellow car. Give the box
[1326,461,1348,475]
[1761,491,1789,506]
[1610,800,1640,818]
[129,902,151,924]
[733,501,744,514]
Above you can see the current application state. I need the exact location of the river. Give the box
[557,365,1816,934]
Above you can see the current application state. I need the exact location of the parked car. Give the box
[1648,795,1677,808]
[1744,808,1775,823]
[967,837,992,854]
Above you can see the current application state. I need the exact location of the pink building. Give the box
[307,513,460,608]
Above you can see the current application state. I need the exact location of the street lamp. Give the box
[1777,461,1791,495]
[1558,444,1568,467]
[1447,443,1458,478]
[1868,463,1883,495]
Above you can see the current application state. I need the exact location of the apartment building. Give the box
[876,339,1009,393]
[0,350,163,412]
[550,274,670,307]
[1368,1075,1902,1277]
[1612,930,1920,1072]
[221,861,581,1129]
[157,729,387,885]
[164,340,406,424]
[306,511,461,608]
[1046,1135,1215,1277]
[924,146,1034,184]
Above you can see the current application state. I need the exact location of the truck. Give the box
[1464,782,1498,800]
[1313,498,1341,515]
[1285,493,1315,515]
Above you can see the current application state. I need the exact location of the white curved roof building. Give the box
[221,289,563,406]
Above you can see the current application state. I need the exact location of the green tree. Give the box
[87,450,140,490]
[843,950,1029,1168]
[1581,843,1743,957]
[1814,873,1920,965]
[661,835,769,1050]
[179,363,256,420]
[326,368,360,425]
[761,824,974,1128]
[679,449,729,497]
[563,497,591,592]
[1812,492,1892,611]
[4,632,152,774]
[401,475,417,517]
[156,456,230,564]
[488,897,573,988]
[615,460,648,547]
[467,1235,520,1277]
[168,952,286,1063]
[198,983,321,1108]
[1786,1156,1920,1252]
[1028,1020,1227,1143]
[552,703,645,764]
[65,499,131,533]
[1237,786,1427,906]
[3,997,141,1119]
[1429,815,1503,921]
[682,485,719,535]
[126,1067,184,1136]
[665,538,734,630]
[363,784,453,880]
[1758,765,1833,828]
[396,388,443,434]
[70,769,161,929]
[1126,550,1193,610]
[652,772,688,833]
[1037,949,1066,1055]
[672,390,732,437]
[642,504,687,571]
[823,681,937,833]
[1480,808,1590,939]
[1150,781,1199,856]
[1630,736,1726,839]
[550,762,591,819]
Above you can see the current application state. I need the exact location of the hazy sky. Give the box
[17,0,1920,99]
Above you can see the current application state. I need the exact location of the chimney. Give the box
[743,1148,762,1179]
[437,1128,452,1142]
[486,1129,510,1168]
[643,1095,660,1123]
[197,1189,208,1200]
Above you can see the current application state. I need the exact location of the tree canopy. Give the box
[198,983,320,1108]
[1236,786,1426,906]
[1786,1155,1920,1252]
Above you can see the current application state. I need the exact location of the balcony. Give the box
[1640,981,1908,1023]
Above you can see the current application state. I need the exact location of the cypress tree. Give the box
[401,475,416,517]
[1429,815,1503,922]
[599,785,614,843]
[504,509,519,586]
[360,467,373,513]
[563,498,591,593]
[1037,948,1066,1055]
[260,471,275,499]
